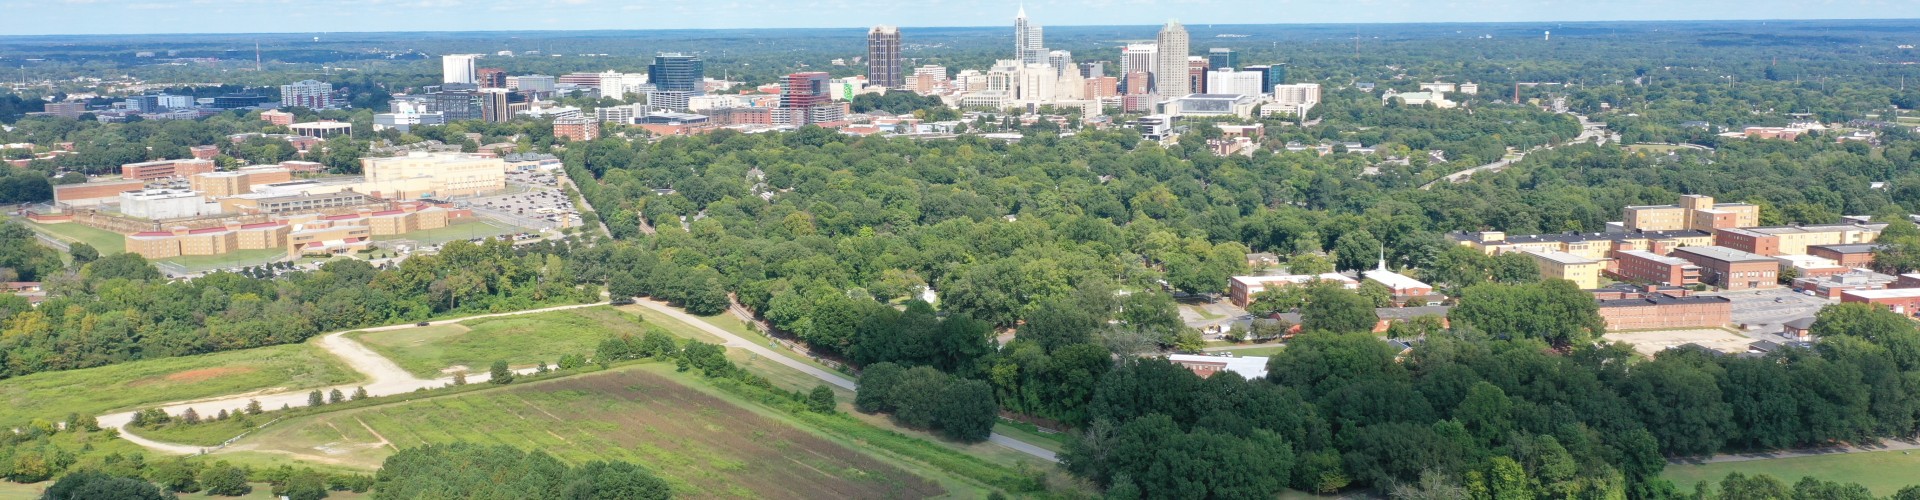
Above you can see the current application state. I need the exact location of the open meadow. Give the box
[1664,450,1920,495]
[349,306,642,377]
[228,366,950,499]
[0,342,356,425]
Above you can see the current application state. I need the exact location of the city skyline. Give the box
[5,0,1920,36]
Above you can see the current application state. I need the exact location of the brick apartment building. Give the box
[1714,222,1886,256]
[1672,246,1780,290]
[1608,250,1702,287]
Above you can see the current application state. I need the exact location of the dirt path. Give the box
[1673,439,1920,465]
[356,417,398,451]
[97,301,607,454]
[631,298,1061,463]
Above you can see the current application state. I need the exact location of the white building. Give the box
[441,54,480,85]
[516,75,557,92]
[595,103,650,124]
[120,189,220,219]
[372,110,445,133]
[1206,69,1265,97]
[1122,43,1158,89]
[1268,83,1323,116]
[279,80,334,109]
[1172,94,1261,118]
[1014,6,1046,65]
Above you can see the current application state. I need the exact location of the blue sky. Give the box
[6,0,1920,35]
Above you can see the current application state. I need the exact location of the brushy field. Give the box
[350,306,643,378]
[1664,450,1920,495]
[233,368,947,499]
[0,343,356,425]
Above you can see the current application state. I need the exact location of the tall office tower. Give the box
[479,89,513,123]
[279,80,334,109]
[1188,57,1210,94]
[1207,48,1237,71]
[476,68,507,89]
[1121,43,1157,94]
[1079,61,1105,79]
[1155,21,1190,98]
[1242,65,1272,94]
[1048,50,1074,77]
[648,53,705,95]
[441,54,479,85]
[1269,63,1288,86]
[1014,7,1045,65]
[867,25,903,88]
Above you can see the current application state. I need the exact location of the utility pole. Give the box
[255,42,262,72]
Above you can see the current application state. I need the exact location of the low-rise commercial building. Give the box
[1841,288,1920,317]
[119,189,220,219]
[54,179,147,206]
[1595,291,1733,331]
[1672,246,1780,290]
[1809,244,1879,268]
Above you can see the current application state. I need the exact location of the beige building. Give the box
[1621,195,1759,232]
[360,152,507,199]
[1524,250,1605,289]
[1450,230,1716,261]
[190,166,293,197]
[126,203,455,260]
[1715,222,1886,256]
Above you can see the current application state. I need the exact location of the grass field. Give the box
[0,481,368,500]
[1627,143,1692,153]
[24,220,125,253]
[160,248,287,272]
[1664,451,1920,495]
[1209,345,1287,357]
[350,306,645,378]
[372,219,522,246]
[230,367,951,499]
[0,343,357,425]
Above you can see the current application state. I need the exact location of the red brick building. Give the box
[552,117,600,142]
[1714,228,1780,256]
[120,159,216,180]
[1841,289,1920,317]
[1808,244,1878,268]
[1673,246,1780,290]
[1607,250,1702,287]
[1595,291,1733,330]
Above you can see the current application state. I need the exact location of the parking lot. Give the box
[506,169,562,187]
[463,185,582,229]
[1706,287,1830,334]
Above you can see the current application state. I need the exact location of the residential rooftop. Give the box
[1673,245,1776,263]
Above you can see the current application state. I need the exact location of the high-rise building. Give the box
[1208,69,1264,96]
[1188,57,1210,94]
[867,25,903,88]
[441,54,479,85]
[1079,62,1105,79]
[1155,21,1190,99]
[1048,50,1074,77]
[476,68,507,89]
[517,75,557,92]
[279,80,334,109]
[649,53,705,95]
[553,116,600,141]
[1121,43,1158,94]
[480,89,513,123]
[1014,7,1045,66]
[1207,48,1237,71]
[777,72,845,125]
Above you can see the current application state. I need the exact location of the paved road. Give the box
[631,298,1061,462]
[1421,114,1603,190]
[1674,438,1920,465]
[97,302,609,454]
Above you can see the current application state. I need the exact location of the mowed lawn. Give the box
[350,306,644,378]
[25,220,125,253]
[1664,451,1920,495]
[0,343,357,425]
[234,368,947,499]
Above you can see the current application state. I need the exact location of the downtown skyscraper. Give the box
[648,53,705,95]
[1155,20,1190,99]
[1014,6,1045,66]
[868,25,904,88]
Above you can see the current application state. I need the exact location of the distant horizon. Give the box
[4,0,1920,37]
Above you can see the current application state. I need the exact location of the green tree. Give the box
[490,360,514,384]
[1301,283,1377,333]
[807,385,837,413]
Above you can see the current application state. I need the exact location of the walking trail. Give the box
[96,299,1059,464]
[95,302,607,455]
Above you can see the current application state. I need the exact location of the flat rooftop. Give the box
[1673,245,1775,264]
[1597,293,1733,308]
[1809,243,1882,254]
[1843,288,1920,300]
[1736,223,1888,236]
[1617,250,1694,266]
[1453,229,1712,245]
[1525,250,1597,265]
